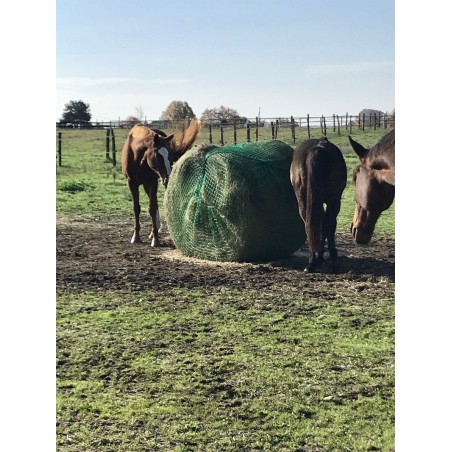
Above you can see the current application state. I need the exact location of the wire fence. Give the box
[56,113,395,167]
[57,112,394,133]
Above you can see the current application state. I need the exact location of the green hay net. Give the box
[164,140,306,262]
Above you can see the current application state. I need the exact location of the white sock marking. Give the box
[155,209,161,231]
[158,147,172,175]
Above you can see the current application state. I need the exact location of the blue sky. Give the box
[56,0,394,122]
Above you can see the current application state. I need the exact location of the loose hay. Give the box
[164,140,306,262]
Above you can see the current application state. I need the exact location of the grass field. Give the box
[56,126,395,451]
[56,125,395,234]
[57,288,394,451]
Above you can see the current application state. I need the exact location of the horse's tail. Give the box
[305,143,327,253]
[172,119,201,158]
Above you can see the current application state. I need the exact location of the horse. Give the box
[121,119,200,246]
[290,137,347,272]
[348,129,395,244]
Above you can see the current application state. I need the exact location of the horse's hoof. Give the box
[131,236,143,244]
[328,262,339,274]
[304,266,315,273]
[150,238,160,247]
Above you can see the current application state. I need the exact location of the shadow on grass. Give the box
[271,249,395,281]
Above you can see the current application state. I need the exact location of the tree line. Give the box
[58,99,394,128]
[59,100,247,126]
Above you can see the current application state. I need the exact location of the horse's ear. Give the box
[164,133,174,143]
[152,132,164,146]
[348,136,368,160]
[375,169,395,186]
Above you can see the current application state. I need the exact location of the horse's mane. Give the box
[370,129,395,158]
[366,129,395,172]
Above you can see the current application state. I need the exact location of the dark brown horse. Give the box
[348,129,395,244]
[290,137,347,272]
[121,119,200,246]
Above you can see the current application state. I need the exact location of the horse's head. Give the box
[351,164,395,244]
[130,120,200,187]
[349,135,395,244]
[142,132,175,188]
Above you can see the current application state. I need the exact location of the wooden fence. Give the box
[56,113,394,167]
[56,112,393,132]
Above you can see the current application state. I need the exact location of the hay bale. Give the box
[164,140,306,262]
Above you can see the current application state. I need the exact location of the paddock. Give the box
[56,127,395,450]
[56,215,395,450]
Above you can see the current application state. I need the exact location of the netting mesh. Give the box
[164,140,306,262]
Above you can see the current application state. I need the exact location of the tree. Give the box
[125,115,140,123]
[200,105,243,124]
[358,108,385,125]
[60,100,92,124]
[161,101,196,121]
[135,105,144,121]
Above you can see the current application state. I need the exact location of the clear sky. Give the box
[56,0,394,122]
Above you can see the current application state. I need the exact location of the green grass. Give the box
[57,288,394,451]
[56,127,395,451]
[55,127,395,234]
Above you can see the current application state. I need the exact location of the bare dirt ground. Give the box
[56,216,395,300]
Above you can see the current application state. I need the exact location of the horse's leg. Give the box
[292,189,306,241]
[143,179,160,247]
[294,189,318,272]
[300,202,318,272]
[306,252,317,272]
[128,181,142,244]
[325,199,341,272]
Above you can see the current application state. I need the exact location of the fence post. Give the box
[255,117,259,141]
[350,116,353,135]
[345,112,349,130]
[333,114,336,132]
[271,121,275,139]
[362,114,365,131]
[233,119,237,145]
[246,123,251,142]
[209,124,212,144]
[275,119,279,139]
[307,114,310,139]
[291,116,295,143]
[111,128,116,167]
[106,128,110,161]
[58,132,62,167]
[337,115,341,136]
[220,124,224,146]
[374,113,377,130]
